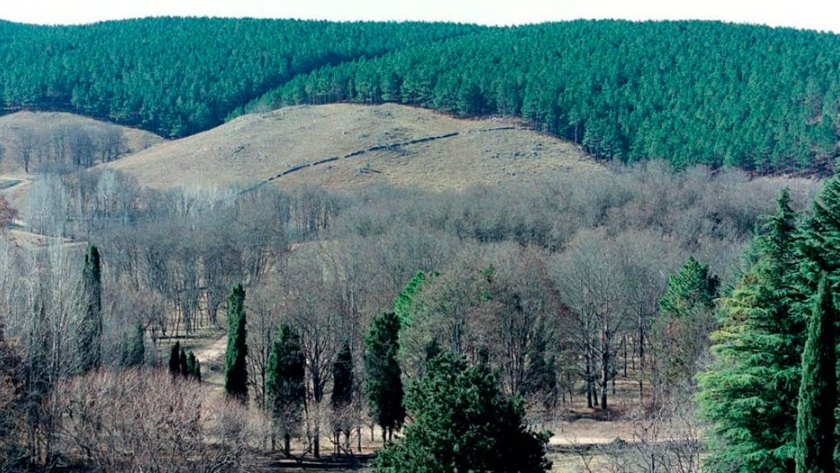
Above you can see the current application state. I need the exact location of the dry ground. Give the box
[106,103,598,191]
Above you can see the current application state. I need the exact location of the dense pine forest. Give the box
[0,19,839,172]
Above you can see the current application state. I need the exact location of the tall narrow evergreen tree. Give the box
[697,189,803,472]
[224,284,248,402]
[331,343,354,409]
[795,275,836,473]
[364,311,405,444]
[168,341,181,376]
[75,245,102,374]
[121,321,145,367]
[266,324,305,456]
[179,349,188,378]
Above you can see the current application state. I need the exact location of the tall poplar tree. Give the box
[795,275,836,473]
[266,324,305,456]
[75,245,102,374]
[224,284,248,402]
[364,311,405,444]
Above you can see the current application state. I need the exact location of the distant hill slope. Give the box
[105,104,596,191]
[0,18,480,137]
[255,21,840,173]
[2,18,839,173]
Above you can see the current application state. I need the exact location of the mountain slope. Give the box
[254,21,840,173]
[105,103,596,191]
[0,18,481,137]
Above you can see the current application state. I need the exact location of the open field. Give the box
[106,103,597,191]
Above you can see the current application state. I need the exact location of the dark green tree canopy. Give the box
[224,284,248,402]
[266,324,306,416]
[0,19,838,172]
[375,350,551,473]
[795,274,836,473]
[75,244,102,374]
[697,189,803,472]
[364,311,405,439]
[331,342,353,409]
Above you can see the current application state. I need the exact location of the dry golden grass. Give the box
[106,103,598,191]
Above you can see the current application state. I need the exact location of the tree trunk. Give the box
[600,330,609,410]
[284,433,291,457]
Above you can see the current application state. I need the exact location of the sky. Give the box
[2,0,840,34]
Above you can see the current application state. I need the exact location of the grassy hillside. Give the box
[1,18,838,173]
[106,103,595,191]
[0,18,480,137]
[255,21,840,173]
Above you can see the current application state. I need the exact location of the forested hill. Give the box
[1,19,839,173]
[0,18,481,136]
[254,21,840,173]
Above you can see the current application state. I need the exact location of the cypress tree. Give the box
[194,359,202,383]
[364,311,405,444]
[187,351,197,379]
[331,343,354,409]
[697,189,803,472]
[75,244,102,374]
[122,321,145,367]
[179,349,188,378]
[224,284,248,402]
[266,324,305,456]
[795,274,836,473]
[168,341,181,376]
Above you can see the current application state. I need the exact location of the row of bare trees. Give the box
[6,123,126,173]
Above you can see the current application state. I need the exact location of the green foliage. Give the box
[168,341,180,376]
[697,189,803,472]
[0,18,478,137]
[224,284,248,402]
[264,20,840,173]
[186,351,200,382]
[75,244,102,374]
[331,343,353,409]
[364,311,405,439]
[375,351,551,473]
[121,321,145,367]
[266,324,305,415]
[266,324,305,455]
[179,349,188,378]
[394,271,434,327]
[656,255,720,386]
[0,19,836,171]
[659,256,719,317]
[795,275,837,473]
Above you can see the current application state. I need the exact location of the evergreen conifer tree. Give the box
[224,284,248,402]
[795,275,836,473]
[332,343,353,409]
[697,189,804,471]
[375,350,551,472]
[179,349,188,378]
[187,351,198,380]
[122,321,145,367]
[364,311,405,444]
[656,255,719,387]
[75,245,102,374]
[266,324,305,456]
[168,341,181,376]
